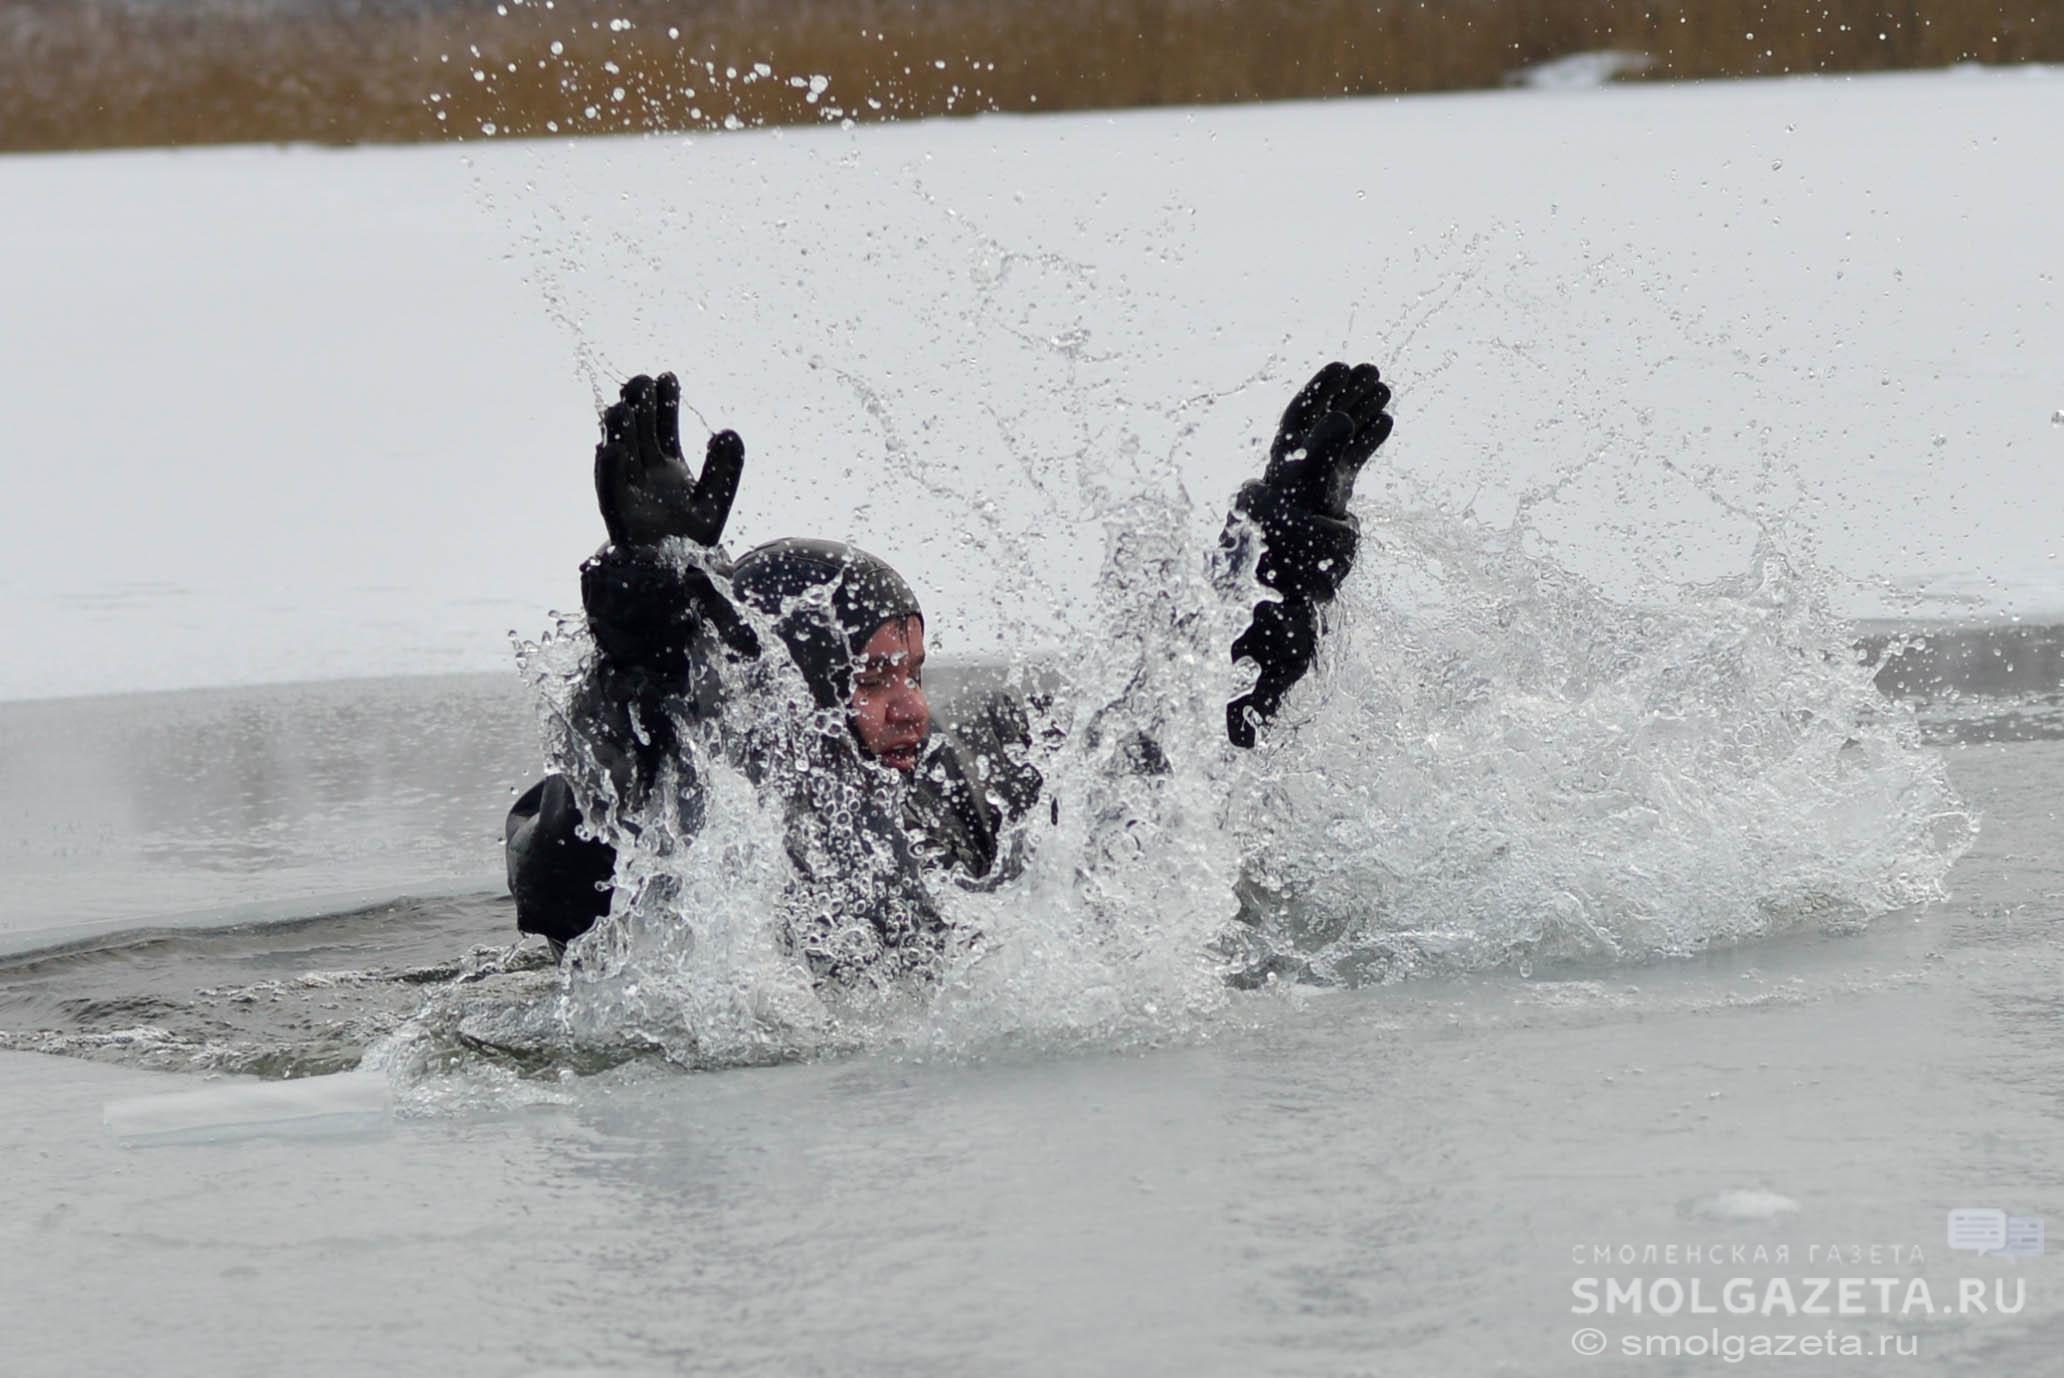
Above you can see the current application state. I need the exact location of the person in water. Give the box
[506,362,1395,976]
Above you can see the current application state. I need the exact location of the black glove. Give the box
[1227,594,1320,748]
[1226,361,1393,748]
[582,372,759,675]
[595,372,745,548]
[1262,360,1392,521]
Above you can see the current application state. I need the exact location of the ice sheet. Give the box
[2,72,2058,699]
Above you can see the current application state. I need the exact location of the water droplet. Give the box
[2052,410,2064,426]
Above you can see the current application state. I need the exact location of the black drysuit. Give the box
[506,367,1388,969]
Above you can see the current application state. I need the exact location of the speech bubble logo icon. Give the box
[2002,1217,2045,1258]
[1949,1208,2008,1253]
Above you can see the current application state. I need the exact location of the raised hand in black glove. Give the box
[596,372,745,549]
[1225,361,1393,748]
[583,372,759,675]
[1262,361,1393,520]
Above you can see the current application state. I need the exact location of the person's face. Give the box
[849,616,930,771]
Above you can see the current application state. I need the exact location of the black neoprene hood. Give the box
[728,538,924,709]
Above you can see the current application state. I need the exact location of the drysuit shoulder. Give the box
[504,774,615,948]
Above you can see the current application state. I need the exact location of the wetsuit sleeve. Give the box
[506,369,760,951]
[579,544,753,677]
[505,774,616,947]
[504,544,753,949]
[1220,479,1361,748]
[1221,360,1392,747]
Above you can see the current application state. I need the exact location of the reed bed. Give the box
[3,0,2058,152]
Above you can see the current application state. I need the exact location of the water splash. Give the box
[1232,510,1975,985]
[380,510,1250,1083]
[375,461,1974,1095]
[374,123,1982,1091]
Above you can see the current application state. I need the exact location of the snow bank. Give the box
[0,68,2058,702]
[1508,50,1653,89]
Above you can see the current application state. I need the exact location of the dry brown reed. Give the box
[3,0,2059,153]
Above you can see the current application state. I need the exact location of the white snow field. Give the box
[1,66,2059,704]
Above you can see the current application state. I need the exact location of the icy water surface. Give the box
[0,674,537,948]
[2,727,2060,1375]
[1,628,2060,1373]
[2,602,2048,1078]
[0,563,2015,1077]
